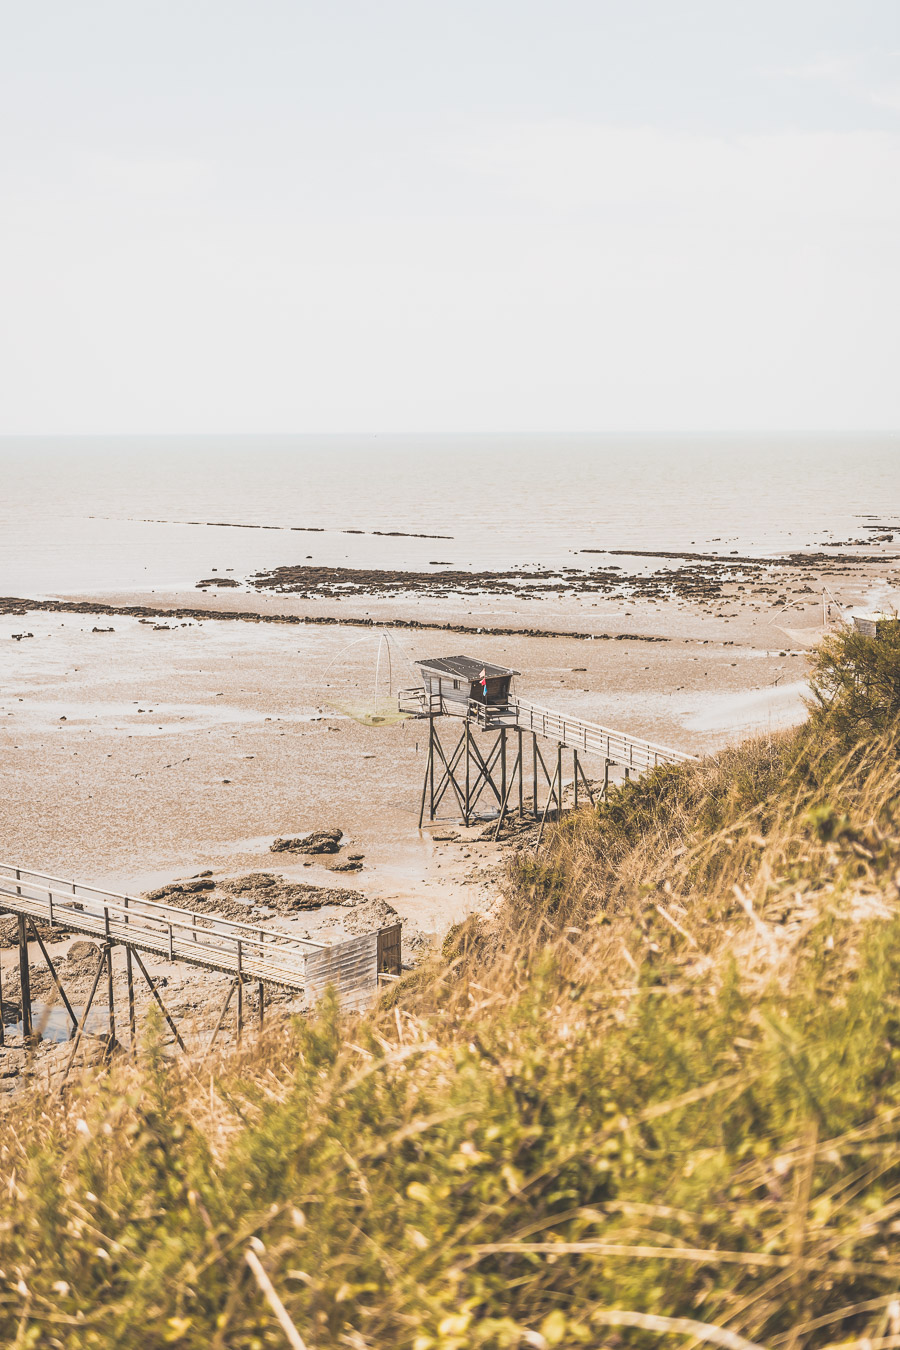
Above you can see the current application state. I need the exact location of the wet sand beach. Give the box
[2,434,899,1076]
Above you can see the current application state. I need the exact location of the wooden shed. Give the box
[415,655,518,716]
[852,611,897,639]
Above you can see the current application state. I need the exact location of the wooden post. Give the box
[125,946,136,1053]
[429,715,436,817]
[604,758,610,800]
[500,727,507,816]
[517,727,524,818]
[417,723,431,829]
[556,744,563,817]
[258,980,265,1028]
[464,720,471,825]
[17,915,32,1042]
[236,941,243,1040]
[418,715,434,828]
[532,733,538,816]
[573,748,579,809]
[106,944,116,1053]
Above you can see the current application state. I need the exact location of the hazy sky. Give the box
[1,1,899,433]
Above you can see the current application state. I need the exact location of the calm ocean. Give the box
[1,434,898,597]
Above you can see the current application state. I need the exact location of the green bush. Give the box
[808,615,900,748]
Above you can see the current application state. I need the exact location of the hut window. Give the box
[452,680,459,689]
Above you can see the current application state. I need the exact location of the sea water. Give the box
[1,433,898,597]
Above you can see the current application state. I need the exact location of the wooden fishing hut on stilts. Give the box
[399,654,696,834]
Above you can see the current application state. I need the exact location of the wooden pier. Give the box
[0,863,401,1065]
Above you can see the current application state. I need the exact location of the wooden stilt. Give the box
[236,940,243,1041]
[604,758,611,799]
[131,948,186,1052]
[17,915,32,1042]
[532,733,538,816]
[500,727,507,814]
[105,942,116,1056]
[28,918,77,1032]
[517,728,524,818]
[418,716,434,827]
[61,947,109,1082]
[258,980,265,1028]
[573,749,579,809]
[556,744,563,816]
[125,946,136,1053]
[428,716,435,818]
[464,720,471,825]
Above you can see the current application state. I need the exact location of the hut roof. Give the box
[415,655,519,681]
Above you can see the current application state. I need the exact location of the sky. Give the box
[1,1,899,434]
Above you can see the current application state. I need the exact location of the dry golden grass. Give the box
[2,629,900,1348]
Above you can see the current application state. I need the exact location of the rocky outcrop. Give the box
[270,829,343,855]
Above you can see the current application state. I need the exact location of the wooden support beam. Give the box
[62,946,109,1083]
[517,727,524,818]
[536,761,562,849]
[463,730,504,813]
[130,947,186,1053]
[258,980,265,1029]
[430,725,469,817]
[28,918,78,1032]
[17,915,32,1042]
[203,978,238,1059]
[576,754,596,806]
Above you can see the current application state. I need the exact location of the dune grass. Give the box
[2,624,900,1348]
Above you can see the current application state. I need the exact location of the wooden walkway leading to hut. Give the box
[505,696,695,772]
[0,863,321,992]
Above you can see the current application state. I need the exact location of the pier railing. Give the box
[509,697,696,771]
[0,863,397,999]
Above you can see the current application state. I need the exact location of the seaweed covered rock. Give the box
[270,828,344,854]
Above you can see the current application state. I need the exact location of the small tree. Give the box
[807,615,900,747]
